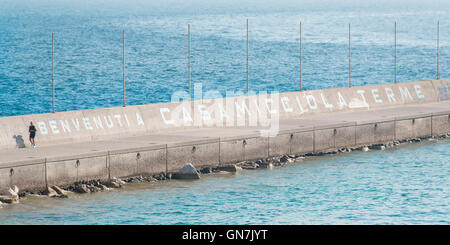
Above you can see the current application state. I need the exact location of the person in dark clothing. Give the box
[29,121,37,148]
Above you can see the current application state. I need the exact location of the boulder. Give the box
[0,195,19,204]
[98,184,110,191]
[102,179,122,188]
[362,146,369,152]
[200,167,212,174]
[1,186,19,197]
[370,144,386,150]
[0,186,20,204]
[87,185,101,193]
[240,162,259,170]
[45,187,59,197]
[259,163,273,169]
[216,165,242,173]
[172,163,200,180]
[51,186,68,196]
[73,184,90,194]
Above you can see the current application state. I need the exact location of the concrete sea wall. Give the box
[0,79,449,193]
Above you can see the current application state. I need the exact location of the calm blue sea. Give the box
[0,1,450,116]
[0,139,449,224]
[0,0,449,224]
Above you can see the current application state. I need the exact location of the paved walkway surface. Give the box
[1,101,449,167]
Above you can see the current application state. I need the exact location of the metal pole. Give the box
[300,21,302,91]
[349,23,351,88]
[51,33,54,113]
[123,30,125,107]
[395,21,397,83]
[188,24,191,99]
[246,19,249,96]
[437,20,440,80]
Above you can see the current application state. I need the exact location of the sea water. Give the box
[0,139,448,224]
[0,1,450,116]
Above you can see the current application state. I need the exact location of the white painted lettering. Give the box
[337,92,348,109]
[60,120,71,133]
[182,107,193,123]
[93,116,104,129]
[305,94,318,110]
[124,114,130,127]
[235,100,251,118]
[357,90,367,104]
[399,86,413,102]
[104,116,114,128]
[48,119,60,134]
[265,98,277,114]
[281,97,293,113]
[218,103,229,121]
[198,105,211,121]
[160,108,175,125]
[385,87,397,103]
[71,119,81,131]
[136,112,145,126]
[114,114,123,127]
[37,121,48,135]
[320,93,333,109]
[414,85,425,99]
[371,89,383,103]
[295,95,309,114]
[82,117,93,130]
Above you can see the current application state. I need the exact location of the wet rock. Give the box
[73,184,90,194]
[0,186,20,204]
[172,163,200,180]
[51,186,68,197]
[98,184,110,191]
[216,165,242,172]
[259,163,273,169]
[153,173,167,181]
[295,156,305,161]
[44,187,59,197]
[362,146,369,152]
[239,162,259,170]
[1,186,19,197]
[280,155,289,163]
[102,179,122,189]
[370,144,386,150]
[0,195,19,204]
[19,191,34,198]
[87,185,101,192]
[200,167,212,174]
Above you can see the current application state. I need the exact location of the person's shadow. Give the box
[13,135,26,148]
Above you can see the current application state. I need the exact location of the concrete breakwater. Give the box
[0,79,449,200]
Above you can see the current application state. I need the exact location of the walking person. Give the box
[29,121,37,148]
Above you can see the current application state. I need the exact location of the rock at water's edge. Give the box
[0,195,19,204]
[73,184,90,194]
[172,163,200,180]
[0,186,20,204]
[216,165,242,173]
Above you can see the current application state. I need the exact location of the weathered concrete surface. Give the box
[0,80,449,193]
[0,80,442,150]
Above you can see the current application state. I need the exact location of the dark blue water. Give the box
[0,139,448,224]
[0,1,449,116]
